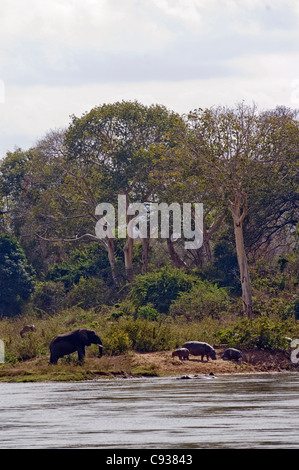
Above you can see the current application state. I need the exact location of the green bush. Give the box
[285,294,299,320]
[17,333,40,361]
[198,240,240,294]
[169,280,230,319]
[46,244,111,289]
[123,318,175,352]
[31,281,65,314]
[102,324,132,355]
[216,317,295,350]
[128,267,195,313]
[0,234,35,316]
[136,305,160,321]
[65,277,110,309]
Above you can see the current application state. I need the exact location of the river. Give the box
[0,373,298,449]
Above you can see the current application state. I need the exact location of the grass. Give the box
[0,307,298,382]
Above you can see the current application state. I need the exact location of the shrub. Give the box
[0,234,35,316]
[215,317,296,351]
[102,324,132,355]
[124,318,175,352]
[31,281,65,314]
[136,305,160,321]
[128,267,195,313]
[199,240,240,294]
[65,277,110,309]
[285,294,299,320]
[46,244,111,289]
[169,280,230,319]
[17,333,40,361]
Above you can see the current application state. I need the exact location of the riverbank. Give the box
[0,348,296,382]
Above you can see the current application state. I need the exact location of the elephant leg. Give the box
[77,346,85,362]
[50,349,58,364]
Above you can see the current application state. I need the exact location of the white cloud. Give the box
[0,0,299,158]
[0,0,173,52]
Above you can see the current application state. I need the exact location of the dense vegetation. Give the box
[0,100,298,366]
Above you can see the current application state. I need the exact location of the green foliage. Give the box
[102,324,132,355]
[47,244,111,289]
[216,317,296,351]
[203,240,240,294]
[65,277,110,309]
[30,281,65,315]
[0,234,35,316]
[16,333,41,361]
[123,318,175,352]
[169,280,230,319]
[286,294,299,320]
[128,267,195,313]
[136,305,160,321]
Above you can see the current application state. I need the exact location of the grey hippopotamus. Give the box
[172,348,190,360]
[182,341,216,361]
[221,348,242,362]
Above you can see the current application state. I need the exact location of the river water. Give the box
[0,373,298,449]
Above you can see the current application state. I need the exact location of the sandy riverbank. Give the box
[129,348,296,376]
[0,347,297,382]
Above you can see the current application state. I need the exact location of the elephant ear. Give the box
[77,329,90,345]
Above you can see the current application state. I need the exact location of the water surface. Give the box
[0,373,298,449]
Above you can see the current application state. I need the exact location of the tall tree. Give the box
[64,100,182,281]
[0,234,35,316]
[184,103,298,318]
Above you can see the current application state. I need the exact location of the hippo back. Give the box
[182,341,216,359]
[222,348,242,361]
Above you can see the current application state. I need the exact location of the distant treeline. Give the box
[0,100,298,319]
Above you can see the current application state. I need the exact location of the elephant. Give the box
[182,341,216,361]
[20,325,36,338]
[49,329,103,364]
[172,348,190,360]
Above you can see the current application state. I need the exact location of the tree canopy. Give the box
[0,100,298,318]
[0,234,35,316]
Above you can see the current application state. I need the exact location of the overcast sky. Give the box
[0,0,299,159]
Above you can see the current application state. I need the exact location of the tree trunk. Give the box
[141,237,150,274]
[123,236,134,281]
[106,237,119,286]
[231,206,253,319]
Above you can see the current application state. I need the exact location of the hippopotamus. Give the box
[182,341,216,361]
[221,348,242,362]
[172,348,190,360]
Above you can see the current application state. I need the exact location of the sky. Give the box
[0,0,299,159]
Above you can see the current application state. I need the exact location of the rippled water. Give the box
[0,373,298,449]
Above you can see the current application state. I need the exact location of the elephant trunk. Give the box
[98,345,103,357]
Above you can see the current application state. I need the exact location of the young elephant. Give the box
[182,341,216,361]
[49,329,103,364]
[172,348,190,360]
[221,348,242,362]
